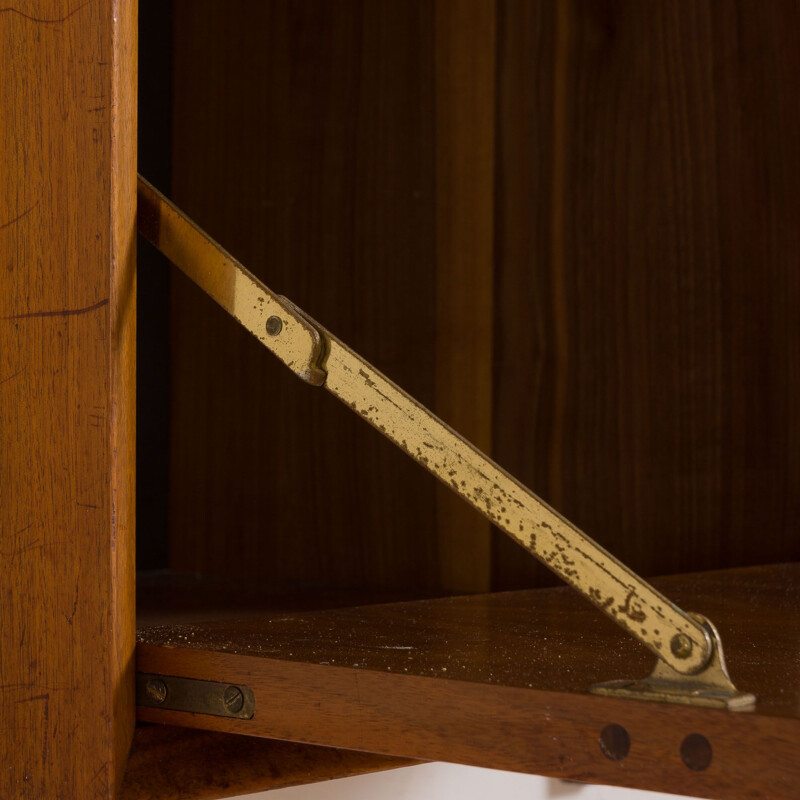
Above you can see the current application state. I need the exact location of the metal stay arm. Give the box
[138,176,754,707]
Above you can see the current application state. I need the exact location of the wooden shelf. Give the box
[119,725,414,800]
[136,563,800,799]
[127,572,434,798]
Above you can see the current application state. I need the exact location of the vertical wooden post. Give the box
[0,0,137,795]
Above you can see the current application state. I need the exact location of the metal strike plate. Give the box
[136,673,256,719]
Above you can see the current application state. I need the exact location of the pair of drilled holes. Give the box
[599,724,712,772]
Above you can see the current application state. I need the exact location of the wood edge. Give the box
[134,645,800,800]
[110,0,138,791]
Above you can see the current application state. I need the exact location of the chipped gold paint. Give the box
[321,335,711,675]
[136,174,721,679]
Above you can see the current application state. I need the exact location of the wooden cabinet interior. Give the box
[130,1,800,796]
[2,0,796,796]
[138,0,800,598]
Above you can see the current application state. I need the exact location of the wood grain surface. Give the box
[137,564,800,799]
[433,0,496,592]
[492,0,800,588]
[168,0,442,590]
[0,0,137,796]
[120,725,414,800]
[159,0,800,603]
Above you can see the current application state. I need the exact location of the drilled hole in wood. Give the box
[599,724,630,761]
[681,733,712,771]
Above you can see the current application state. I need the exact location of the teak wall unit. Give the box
[3,1,800,798]
[1,0,137,795]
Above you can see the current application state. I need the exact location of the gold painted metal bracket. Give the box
[592,615,755,710]
[137,179,326,386]
[137,175,755,710]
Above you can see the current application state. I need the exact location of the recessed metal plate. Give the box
[136,673,255,719]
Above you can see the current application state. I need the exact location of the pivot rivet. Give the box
[670,633,693,659]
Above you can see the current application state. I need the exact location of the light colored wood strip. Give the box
[110,0,138,789]
[0,0,137,794]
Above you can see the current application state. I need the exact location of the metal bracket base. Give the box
[590,614,756,710]
[137,673,256,719]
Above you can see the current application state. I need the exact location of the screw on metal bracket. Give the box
[136,673,256,719]
[223,685,244,714]
[266,315,283,336]
[670,634,693,659]
[145,678,167,705]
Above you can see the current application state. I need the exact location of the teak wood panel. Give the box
[163,1,800,597]
[491,0,800,587]
[0,0,137,796]
[120,725,413,800]
[433,0,496,592]
[137,564,800,799]
[168,0,483,591]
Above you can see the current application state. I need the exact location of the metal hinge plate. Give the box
[136,673,256,719]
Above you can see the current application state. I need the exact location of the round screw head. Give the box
[266,316,283,336]
[145,679,167,705]
[671,633,693,659]
[223,685,244,714]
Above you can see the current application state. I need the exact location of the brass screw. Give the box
[670,633,693,659]
[266,316,283,336]
[223,685,244,714]
[145,679,167,705]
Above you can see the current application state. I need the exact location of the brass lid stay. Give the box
[137,176,754,710]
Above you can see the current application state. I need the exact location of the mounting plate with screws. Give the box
[136,672,256,719]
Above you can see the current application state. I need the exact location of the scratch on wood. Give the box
[0,365,27,385]
[64,587,79,625]
[0,0,92,25]
[0,201,38,231]
[16,692,49,704]
[3,298,108,320]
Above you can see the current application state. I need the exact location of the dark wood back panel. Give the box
[167,1,800,592]
[492,0,800,587]
[169,0,442,588]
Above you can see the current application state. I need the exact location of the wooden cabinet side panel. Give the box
[0,1,136,795]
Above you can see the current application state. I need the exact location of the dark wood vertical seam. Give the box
[548,0,570,511]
